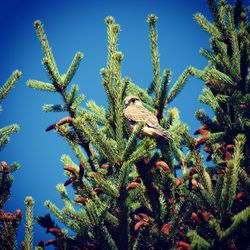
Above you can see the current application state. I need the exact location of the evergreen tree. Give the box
[27,0,249,249]
[0,70,22,249]
[183,0,250,249]
[0,70,36,250]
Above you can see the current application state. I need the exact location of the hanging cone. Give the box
[203,146,212,153]
[75,197,88,205]
[206,154,212,161]
[64,176,76,186]
[126,182,140,191]
[191,212,201,223]
[191,179,198,189]
[177,241,192,250]
[64,166,77,175]
[15,209,22,219]
[161,223,171,236]
[138,213,149,221]
[189,167,196,175]
[198,210,209,222]
[0,161,9,174]
[100,163,109,169]
[45,239,57,246]
[194,125,208,135]
[134,214,141,220]
[94,188,103,195]
[175,178,184,186]
[225,144,235,161]
[154,161,171,173]
[178,228,186,239]
[228,243,237,250]
[79,162,85,177]
[0,161,8,168]
[195,135,209,147]
[235,191,247,201]
[49,227,63,236]
[134,221,149,231]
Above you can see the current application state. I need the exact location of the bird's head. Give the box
[124,96,141,107]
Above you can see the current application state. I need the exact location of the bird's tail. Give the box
[155,125,172,141]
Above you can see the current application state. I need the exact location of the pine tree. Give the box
[181,0,250,249]
[0,70,22,249]
[27,0,250,249]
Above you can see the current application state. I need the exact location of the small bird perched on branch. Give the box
[124,96,171,141]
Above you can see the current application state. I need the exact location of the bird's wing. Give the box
[124,105,159,127]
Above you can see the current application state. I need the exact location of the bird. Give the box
[124,96,171,141]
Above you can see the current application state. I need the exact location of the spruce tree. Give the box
[27,0,249,249]
[183,0,250,249]
[0,71,36,250]
[0,70,22,249]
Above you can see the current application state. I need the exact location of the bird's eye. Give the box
[131,98,137,103]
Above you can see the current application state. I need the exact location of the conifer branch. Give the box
[222,205,250,240]
[42,104,68,112]
[44,200,79,232]
[34,20,61,85]
[193,150,212,193]
[208,0,228,37]
[29,20,96,169]
[238,168,250,189]
[24,196,35,250]
[147,14,161,100]
[194,12,222,39]
[171,143,187,174]
[113,51,125,155]
[104,17,120,128]
[0,124,20,138]
[226,5,241,81]
[73,116,118,163]
[219,134,245,220]
[133,227,149,250]
[127,138,156,163]
[122,122,145,162]
[199,87,232,127]
[42,57,62,88]
[26,80,57,92]
[157,69,171,120]
[67,84,79,105]
[118,161,132,191]
[180,186,206,209]
[100,68,115,125]
[188,230,211,249]
[63,207,91,227]
[62,52,84,88]
[159,190,168,222]
[166,67,192,104]
[56,184,75,210]
[58,132,90,171]
[88,172,119,198]
[98,224,119,250]
[0,135,10,151]
[0,70,22,102]
[86,100,107,124]
[206,132,226,144]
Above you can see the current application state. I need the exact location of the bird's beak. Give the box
[124,99,129,106]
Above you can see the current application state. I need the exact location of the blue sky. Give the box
[0,0,240,247]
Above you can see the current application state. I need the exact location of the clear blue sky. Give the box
[0,0,240,247]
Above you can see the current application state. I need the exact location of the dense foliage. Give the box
[1,0,249,249]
